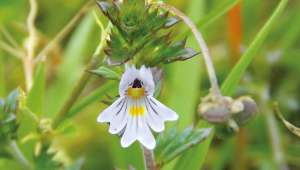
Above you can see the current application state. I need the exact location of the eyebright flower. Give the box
[97,65,178,149]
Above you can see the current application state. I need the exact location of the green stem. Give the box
[8,140,32,169]
[52,19,112,128]
[52,56,99,128]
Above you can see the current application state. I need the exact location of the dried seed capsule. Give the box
[199,102,231,123]
[233,96,258,125]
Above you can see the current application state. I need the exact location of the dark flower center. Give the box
[132,79,142,88]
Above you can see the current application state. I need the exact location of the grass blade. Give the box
[66,81,118,120]
[181,0,240,37]
[45,12,98,117]
[173,122,213,170]
[27,62,45,115]
[0,52,5,96]
[221,0,289,95]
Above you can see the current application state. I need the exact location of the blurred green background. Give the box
[0,0,300,169]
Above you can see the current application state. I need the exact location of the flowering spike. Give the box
[97,0,198,66]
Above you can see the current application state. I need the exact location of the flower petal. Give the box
[97,97,125,123]
[121,116,137,148]
[148,97,179,121]
[139,66,155,95]
[137,116,156,150]
[108,99,129,134]
[144,98,165,132]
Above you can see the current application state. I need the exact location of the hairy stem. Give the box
[8,140,32,169]
[142,146,158,170]
[154,2,221,97]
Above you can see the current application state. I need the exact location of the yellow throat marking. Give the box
[129,105,145,116]
[127,87,145,99]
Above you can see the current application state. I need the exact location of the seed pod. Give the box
[233,96,258,125]
[199,102,231,123]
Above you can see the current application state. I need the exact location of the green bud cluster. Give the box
[97,0,198,67]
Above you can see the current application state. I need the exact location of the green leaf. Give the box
[181,0,240,37]
[34,145,61,170]
[0,52,5,96]
[154,127,211,166]
[65,81,118,120]
[64,158,84,170]
[196,0,240,28]
[163,48,199,64]
[221,0,289,96]
[173,122,214,170]
[88,66,121,80]
[27,62,45,115]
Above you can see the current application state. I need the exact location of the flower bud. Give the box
[233,96,258,125]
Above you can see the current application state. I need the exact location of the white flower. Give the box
[97,65,178,150]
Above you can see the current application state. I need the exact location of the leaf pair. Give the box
[154,127,211,167]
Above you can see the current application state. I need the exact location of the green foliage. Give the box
[0,89,20,142]
[27,62,46,115]
[173,122,213,170]
[0,52,5,96]
[66,81,118,121]
[89,66,121,80]
[97,0,197,66]
[34,145,61,170]
[221,0,289,96]
[154,127,211,167]
[46,13,99,117]
[64,158,84,170]
[0,0,299,169]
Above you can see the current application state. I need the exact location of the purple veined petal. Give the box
[144,97,165,132]
[137,115,156,150]
[108,98,129,134]
[97,97,126,123]
[121,115,137,148]
[148,96,179,121]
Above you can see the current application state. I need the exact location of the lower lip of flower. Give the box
[127,87,145,99]
[129,105,145,116]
